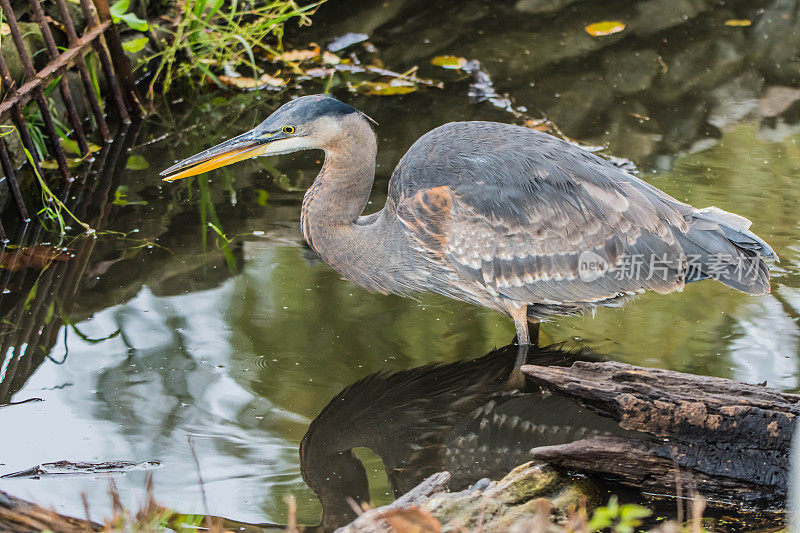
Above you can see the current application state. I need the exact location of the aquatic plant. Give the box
[144,0,322,96]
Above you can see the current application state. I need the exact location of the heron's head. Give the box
[160,94,374,181]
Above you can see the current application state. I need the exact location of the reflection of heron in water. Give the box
[297,343,622,531]
[162,95,776,344]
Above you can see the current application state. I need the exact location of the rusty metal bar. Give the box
[77,0,130,122]
[0,21,111,119]
[0,123,133,401]
[0,0,72,180]
[53,0,111,140]
[0,138,29,221]
[0,262,58,400]
[0,53,48,192]
[91,0,140,112]
[28,0,91,156]
[0,223,30,310]
[0,0,142,228]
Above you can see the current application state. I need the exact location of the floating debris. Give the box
[1,460,161,479]
[431,55,468,70]
[322,51,341,65]
[584,21,626,37]
[355,79,417,96]
[336,63,443,88]
[0,245,74,272]
[462,59,522,117]
[278,44,321,62]
[304,67,336,78]
[724,19,752,27]
[218,72,288,90]
[327,32,369,52]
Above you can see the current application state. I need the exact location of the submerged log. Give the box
[521,361,799,506]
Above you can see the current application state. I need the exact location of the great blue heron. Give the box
[161,95,776,344]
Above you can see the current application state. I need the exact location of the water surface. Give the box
[1,0,799,527]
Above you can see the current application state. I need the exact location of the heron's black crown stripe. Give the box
[290,95,359,121]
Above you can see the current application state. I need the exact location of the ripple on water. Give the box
[254,353,312,375]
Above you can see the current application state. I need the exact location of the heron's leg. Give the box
[509,305,530,345]
[505,343,531,391]
[529,319,540,346]
[506,306,534,390]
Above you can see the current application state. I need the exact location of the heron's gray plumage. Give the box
[162,95,776,343]
[391,121,774,320]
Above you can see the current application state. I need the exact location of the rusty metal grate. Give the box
[0,0,139,240]
[0,121,138,405]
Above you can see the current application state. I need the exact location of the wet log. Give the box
[0,490,101,532]
[521,361,799,506]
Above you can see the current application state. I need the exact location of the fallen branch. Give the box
[337,462,593,533]
[521,361,799,507]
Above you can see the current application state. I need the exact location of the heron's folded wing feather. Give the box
[397,181,689,305]
[391,122,698,304]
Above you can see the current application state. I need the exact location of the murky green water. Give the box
[1,0,799,528]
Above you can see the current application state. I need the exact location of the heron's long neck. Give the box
[301,122,398,292]
[301,136,376,238]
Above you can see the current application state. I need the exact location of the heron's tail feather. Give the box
[678,207,776,295]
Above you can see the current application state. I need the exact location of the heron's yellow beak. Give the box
[161,145,268,181]
[160,130,269,182]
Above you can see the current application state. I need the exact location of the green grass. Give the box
[145,0,323,96]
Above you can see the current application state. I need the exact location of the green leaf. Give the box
[585,21,626,37]
[431,55,467,69]
[724,19,751,26]
[588,507,613,531]
[619,504,651,521]
[355,80,417,96]
[203,0,225,21]
[59,136,81,155]
[119,12,149,31]
[125,155,149,170]
[24,284,38,310]
[110,0,149,31]
[44,75,63,97]
[122,36,149,53]
[112,185,147,206]
[40,157,84,169]
[195,62,226,90]
[109,0,130,17]
[607,496,619,516]
[59,136,102,155]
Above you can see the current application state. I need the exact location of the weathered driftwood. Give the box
[521,361,800,506]
[336,462,593,533]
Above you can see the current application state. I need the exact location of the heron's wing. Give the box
[393,124,696,304]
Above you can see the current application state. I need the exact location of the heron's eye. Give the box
[282,126,296,134]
